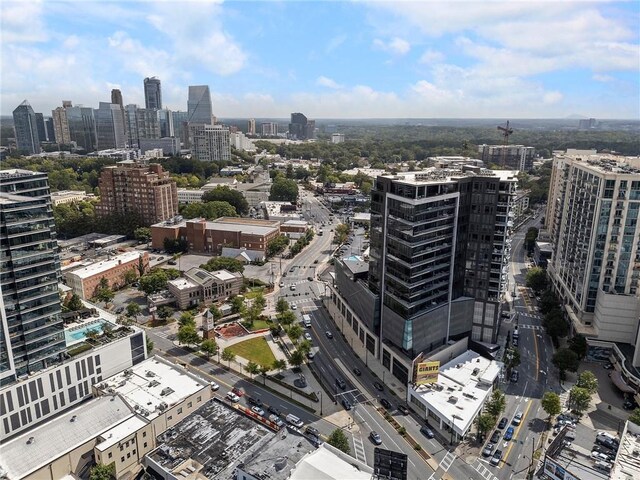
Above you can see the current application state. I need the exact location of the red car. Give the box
[232,387,244,397]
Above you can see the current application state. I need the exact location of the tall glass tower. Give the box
[12,100,40,155]
[187,85,213,125]
[144,77,162,110]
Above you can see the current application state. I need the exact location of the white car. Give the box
[304,332,312,342]
[251,406,265,416]
[210,381,220,391]
[291,304,297,310]
[268,414,284,427]
[279,281,285,287]
[226,391,240,403]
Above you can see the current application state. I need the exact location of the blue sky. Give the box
[2,0,639,118]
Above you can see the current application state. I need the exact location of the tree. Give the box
[289,349,305,368]
[126,302,141,318]
[66,293,83,311]
[231,296,246,315]
[258,364,270,383]
[524,227,539,252]
[146,337,154,354]
[201,339,218,359]
[485,390,506,418]
[267,234,290,258]
[138,269,169,295]
[222,348,236,367]
[545,310,569,339]
[201,256,245,273]
[180,200,237,220]
[277,310,296,327]
[327,428,350,453]
[552,348,580,378]
[576,371,598,395]
[157,306,173,321]
[134,227,152,244]
[504,347,521,371]
[297,339,312,356]
[202,186,249,215]
[179,312,196,328]
[272,358,287,373]
[276,297,290,314]
[177,325,200,347]
[287,324,303,344]
[476,413,495,440]
[123,269,138,285]
[209,304,223,320]
[269,177,299,202]
[541,392,562,422]
[568,386,592,415]
[94,279,114,306]
[526,267,548,293]
[245,361,260,378]
[568,335,588,360]
[629,408,640,426]
[163,237,188,254]
[252,292,267,311]
[539,290,559,315]
[89,463,115,480]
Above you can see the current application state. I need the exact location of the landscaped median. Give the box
[378,407,435,466]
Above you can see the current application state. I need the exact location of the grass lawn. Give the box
[245,287,265,299]
[228,337,276,367]
[244,319,272,331]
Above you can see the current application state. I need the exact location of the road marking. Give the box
[500,399,533,469]
[475,460,498,480]
[533,325,540,382]
[352,434,367,464]
[440,451,456,472]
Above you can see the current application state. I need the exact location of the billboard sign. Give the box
[415,361,440,385]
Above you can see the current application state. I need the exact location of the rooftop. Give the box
[96,415,148,451]
[557,152,640,174]
[411,350,501,436]
[611,420,640,479]
[289,443,373,480]
[0,168,45,179]
[66,250,143,279]
[167,277,198,291]
[148,399,274,479]
[96,357,209,420]
[153,217,280,236]
[379,167,518,186]
[0,396,133,479]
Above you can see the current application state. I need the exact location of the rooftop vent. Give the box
[70,415,77,422]
[27,437,35,445]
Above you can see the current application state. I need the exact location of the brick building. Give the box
[96,161,178,225]
[64,251,149,299]
[151,217,280,255]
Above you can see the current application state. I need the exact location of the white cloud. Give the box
[316,76,343,89]
[592,74,614,83]
[1,1,48,42]
[419,49,444,64]
[373,37,411,55]
[326,34,347,53]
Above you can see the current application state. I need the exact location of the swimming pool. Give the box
[64,319,110,345]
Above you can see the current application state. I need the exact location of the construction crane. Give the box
[497,121,514,167]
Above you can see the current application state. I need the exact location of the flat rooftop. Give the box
[167,277,198,291]
[97,357,208,420]
[411,350,501,436]
[153,217,280,236]
[379,168,518,186]
[148,399,273,479]
[0,396,133,479]
[611,421,640,478]
[96,415,147,451]
[67,250,143,279]
[289,443,373,480]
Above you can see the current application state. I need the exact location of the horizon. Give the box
[2,1,639,119]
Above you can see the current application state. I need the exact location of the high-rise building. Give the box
[331,133,345,144]
[546,151,640,364]
[66,106,97,152]
[12,100,40,154]
[110,88,123,108]
[189,124,231,163]
[261,122,278,136]
[124,105,162,147]
[94,102,126,150]
[51,104,71,145]
[34,113,48,143]
[158,109,173,138]
[247,118,256,135]
[171,110,189,146]
[288,112,315,140]
[187,85,213,125]
[0,169,65,385]
[44,117,56,143]
[144,77,162,110]
[478,144,536,171]
[96,162,178,225]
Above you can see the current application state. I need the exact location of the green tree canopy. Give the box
[568,386,592,415]
[89,463,115,480]
[485,390,506,418]
[179,312,196,328]
[327,429,350,454]
[126,302,141,318]
[267,234,290,258]
[201,339,218,358]
[200,256,245,273]
[66,293,84,311]
[201,186,249,215]
[272,358,287,373]
[269,177,299,202]
[276,297,290,314]
[568,335,588,360]
[139,269,169,295]
[221,347,236,367]
[552,348,580,376]
[287,324,303,344]
[209,304,223,320]
[289,349,305,368]
[526,267,548,293]
[629,408,640,426]
[476,413,495,440]
[180,200,237,220]
[541,392,562,419]
[134,227,152,243]
[177,325,200,347]
[576,371,598,395]
[277,310,296,327]
[245,361,260,378]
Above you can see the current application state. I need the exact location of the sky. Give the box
[1,0,639,119]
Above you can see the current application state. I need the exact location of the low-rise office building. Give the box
[167,267,242,309]
[64,250,149,299]
[50,190,95,206]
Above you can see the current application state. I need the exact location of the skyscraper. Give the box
[12,100,40,154]
[51,103,71,145]
[34,113,48,143]
[94,102,126,150]
[144,77,162,110]
[288,112,315,140]
[189,124,231,163]
[110,88,123,108]
[247,118,256,135]
[546,151,640,361]
[66,106,97,152]
[0,169,65,384]
[187,85,213,125]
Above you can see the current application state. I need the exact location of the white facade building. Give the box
[189,124,231,162]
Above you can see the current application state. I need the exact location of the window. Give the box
[144,442,148,448]
[108,452,112,459]
[127,452,131,459]
[177,407,182,414]
[188,401,192,408]
[121,457,125,463]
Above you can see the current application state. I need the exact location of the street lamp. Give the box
[317,390,323,415]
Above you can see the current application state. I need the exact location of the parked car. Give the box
[306,350,315,359]
[353,367,362,376]
[325,331,333,339]
[226,391,240,402]
[498,417,508,429]
[482,443,496,457]
[490,431,501,444]
[267,405,281,416]
[373,382,384,392]
[342,398,352,410]
[490,449,503,466]
[291,304,297,310]
[369,431,383,445]
[304,332,312,342]
[307,276,314,282]
[504,426,515,441]
[268,414,284,427]
[420,426,435,439]
[290,285,296,291]
[210,381,220,391]
[247,397,263,407]
[279,281,285,287]
[251,406,265,416]
[623,400,638,410]
[168,260,177,265]
[305,426,320,437]
[231,387,244,397]
[336,378,346,389]
[398,405,410,415]
[380,398,392,409]
[510,370,519,383]
[512,412,524,426]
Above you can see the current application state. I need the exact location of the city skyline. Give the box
[1,1,639,119]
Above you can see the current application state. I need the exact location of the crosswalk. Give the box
[518,324,543,331]
[474,460,498,480]
[427,451,457,480]
[520,312,543,320]
[154,330,172,339]
[352,434,366,464]
[559,390,570,408]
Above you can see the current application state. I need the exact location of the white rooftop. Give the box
[352,213,371,221]
[97,357,208,420]
[290,443,373,480]
[67,250,143,279]
[95,416,148,451]
[411,350,501,436]
[212,269,237,281]
[167,277,198,291]
[0,396,132,479]
[611,420,640,479]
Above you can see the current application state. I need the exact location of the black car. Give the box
[498,417,508,429]
[373,382,384,392]
[490,431,501,444]
[510,370,519,383]
[490,449,503,466]
[398,405,410,415]
[305,426,319,437]
[623,401,638,410]
[420,426,435,439]
[247,397,263,407]
[308,276,314,282]
[267,405,281,416]
[380,398,392,409]
[353,367,362,376]
[342,398,352,410]
[336,378,346,389]
[603,362,614,370]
